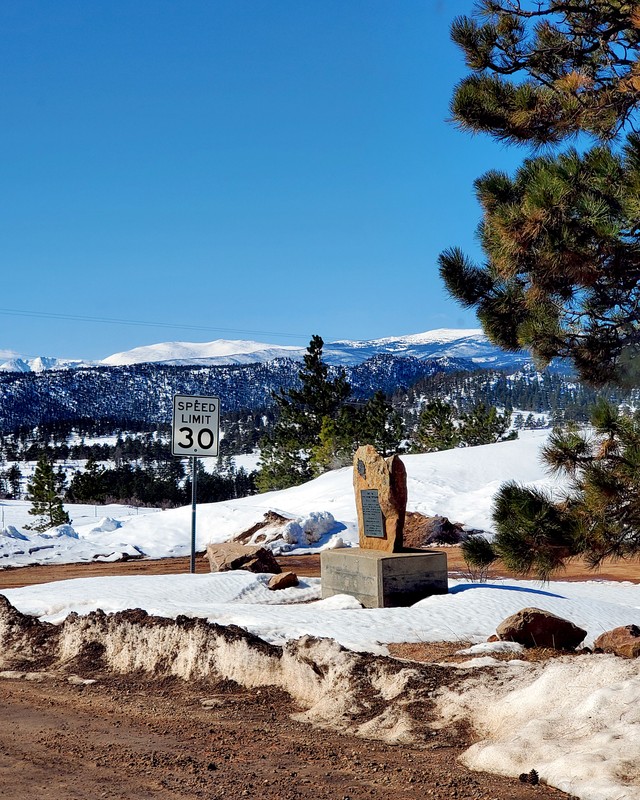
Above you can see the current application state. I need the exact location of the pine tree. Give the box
[438,1,640,572]
[450,0,640,147]
[26,456,71,532]
[67,458,106,503]
[459,403,516,446]
[257,336,352,491]
[309,416,355,475]
[412,400,515,452]
[6,464,22,499]
[439,142,640,386]
[413,399,461,452]
[359,391,404,457]
[440,1,640,386]
[471,402,640,578]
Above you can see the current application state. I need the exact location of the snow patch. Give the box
[435,655,640,799]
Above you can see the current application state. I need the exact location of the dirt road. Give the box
[0,671,573,800]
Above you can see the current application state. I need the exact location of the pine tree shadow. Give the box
[449,583,564,599]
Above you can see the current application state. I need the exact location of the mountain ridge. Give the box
[1,328,528,373]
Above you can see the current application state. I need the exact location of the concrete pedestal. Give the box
[321,548,448,608]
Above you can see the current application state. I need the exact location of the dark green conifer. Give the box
[26,456,71,532]
[257,336,352,491]
[359,391,404,457]
[450,0,640,146]
[413,400,461,452]
[441,1,640,386]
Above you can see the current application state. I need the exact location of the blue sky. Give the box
[1,0,525,360]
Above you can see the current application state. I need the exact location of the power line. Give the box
[0,307,311,341]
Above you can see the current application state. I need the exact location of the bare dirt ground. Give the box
[1,548,627,799]
[0,670,574,800]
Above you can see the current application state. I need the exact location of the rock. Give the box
[496,607,587,650]
[486,634,500,643]
[267,571,299,590]
[403,512,465,547]
[353,445,407,553]
[206,543,281,574]
[231,511,291,544]
[594,625,640,658]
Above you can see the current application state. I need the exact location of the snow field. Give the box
[2,430,563,566]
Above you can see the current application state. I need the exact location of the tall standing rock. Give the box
[353,445,407,553]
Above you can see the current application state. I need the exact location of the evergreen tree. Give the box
[440,1,640,386]
[413,399,461,452]
[359,391,404,457]
[459,403,516,446]
[450,0,640,147]
[6,464,22,499]
[309,415,356,475]
[67,458,107,503]
[412,400,515,452]
[25,456,71,532]
[257,336,351,491]
[473,402,640,578]
[439,142,640,386]
[437,1,640,573]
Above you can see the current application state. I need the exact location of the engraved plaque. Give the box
[361,489,384,538]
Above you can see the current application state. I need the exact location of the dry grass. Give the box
[388,640,583,664]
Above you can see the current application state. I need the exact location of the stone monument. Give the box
[353,445,407,552]
[321,445,448,608]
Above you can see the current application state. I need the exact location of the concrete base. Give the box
[321,548,448,608]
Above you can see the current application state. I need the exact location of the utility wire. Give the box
[0,307,311,341]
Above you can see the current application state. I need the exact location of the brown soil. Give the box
[0,670,575,800]
[389,640,584,664]
[1,546,638,590]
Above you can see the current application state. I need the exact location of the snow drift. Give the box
[0,594,446,743]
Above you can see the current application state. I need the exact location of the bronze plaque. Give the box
[361,489,384,538]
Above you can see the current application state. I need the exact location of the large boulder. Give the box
[403,512,473,547]
[206,542,281,574]
[594,625,640,658]
[496,607,587,650]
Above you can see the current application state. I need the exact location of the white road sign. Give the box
[171,394,220,457]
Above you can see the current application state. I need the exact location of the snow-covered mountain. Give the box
[0,329,530,374]
[101,328,526,370]
[100,339,304,367]
[0,354,93,373]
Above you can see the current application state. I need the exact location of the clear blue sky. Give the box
[1,0,524,360]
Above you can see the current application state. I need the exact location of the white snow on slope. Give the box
[2,328,530,371]
[1,431,562,566]
[101,328,523,368]
[101,338,304,366]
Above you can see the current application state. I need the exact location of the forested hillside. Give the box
[0,355,458,432]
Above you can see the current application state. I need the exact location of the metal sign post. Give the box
[171,394,220,573]
[190,456,197,574]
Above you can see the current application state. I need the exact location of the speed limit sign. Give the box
[171,394,220,457]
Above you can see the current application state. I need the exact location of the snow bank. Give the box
[2,565,640,799]
[0,595,443,743]
[436,656,640,800]
[4,575,639,651]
